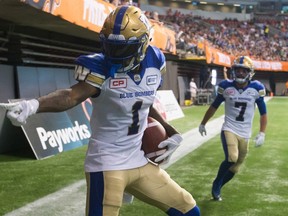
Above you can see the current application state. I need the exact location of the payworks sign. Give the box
[21,99,93,159]
[36,121,91,153]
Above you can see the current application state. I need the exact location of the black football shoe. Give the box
[211,181,222,201]
[211,192,222,201]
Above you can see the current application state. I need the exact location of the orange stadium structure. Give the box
[1,0,287,70]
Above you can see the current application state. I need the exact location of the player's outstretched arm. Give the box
[5,82,98,126]
[38,82,98,112]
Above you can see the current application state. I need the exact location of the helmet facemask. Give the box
[231,56,255,84]
[100,33,149,73]
[232,67,253,84]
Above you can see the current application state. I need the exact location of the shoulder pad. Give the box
[143,46,166,75]
[74,53,107,88]
[250,80,266,97]
[75,53,105,74]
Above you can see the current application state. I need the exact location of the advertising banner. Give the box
[149,20,176,54]
[204,42,288,72]
[21,0,177,55]
[19,98,93,159]
[205,43,232,67]
[154,90,184,121]
[21,0,114,33]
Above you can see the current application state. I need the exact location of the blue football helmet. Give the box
[231,56,255,84]
[100,5,151,73]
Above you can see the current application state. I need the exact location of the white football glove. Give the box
[154,134,183,164]
[6,99,39,126]
[199,124,207,136]
[254,132,265,147]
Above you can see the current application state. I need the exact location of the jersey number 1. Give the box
[128,101,143,135]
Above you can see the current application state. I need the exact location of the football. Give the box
[141,117,168,163]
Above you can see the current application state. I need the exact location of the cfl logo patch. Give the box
[110,78,127,88]
[226,88,235,95]
[146,75,157,85]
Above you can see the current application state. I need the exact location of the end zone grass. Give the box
[1,97,287,216]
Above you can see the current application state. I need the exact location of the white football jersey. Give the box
[214,80,266,139]
[74,46,166,172]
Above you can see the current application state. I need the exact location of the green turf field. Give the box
[0,97,287,216]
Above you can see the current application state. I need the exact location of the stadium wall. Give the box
[0,65,77,154]
[0,65,16,102]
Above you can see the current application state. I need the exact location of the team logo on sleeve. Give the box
[146,75,157,85]
[110,78,127,88]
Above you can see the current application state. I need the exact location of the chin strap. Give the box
[108,58,138,77]
[235,73,250,84]
[117,57,137,73]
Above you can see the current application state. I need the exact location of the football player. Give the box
[199,56,267,201]
[5,5,200,216]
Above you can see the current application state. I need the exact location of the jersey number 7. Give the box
[235,102,247,122]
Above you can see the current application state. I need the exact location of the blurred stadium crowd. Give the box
[100,0,288,62]
[145,9,288,62]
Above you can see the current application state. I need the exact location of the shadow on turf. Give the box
[0,150,36,162]
[0,146,35,162]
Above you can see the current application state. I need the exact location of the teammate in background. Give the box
[198,56,267,201]
[4,6,200,216]
[189,78,198,105]
[223,67,229,80]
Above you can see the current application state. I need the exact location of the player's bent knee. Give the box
[228,153,238,163]
[167,205,200,216]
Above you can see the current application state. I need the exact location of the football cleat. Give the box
[211,193,222,201]
[211,181,222,201]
